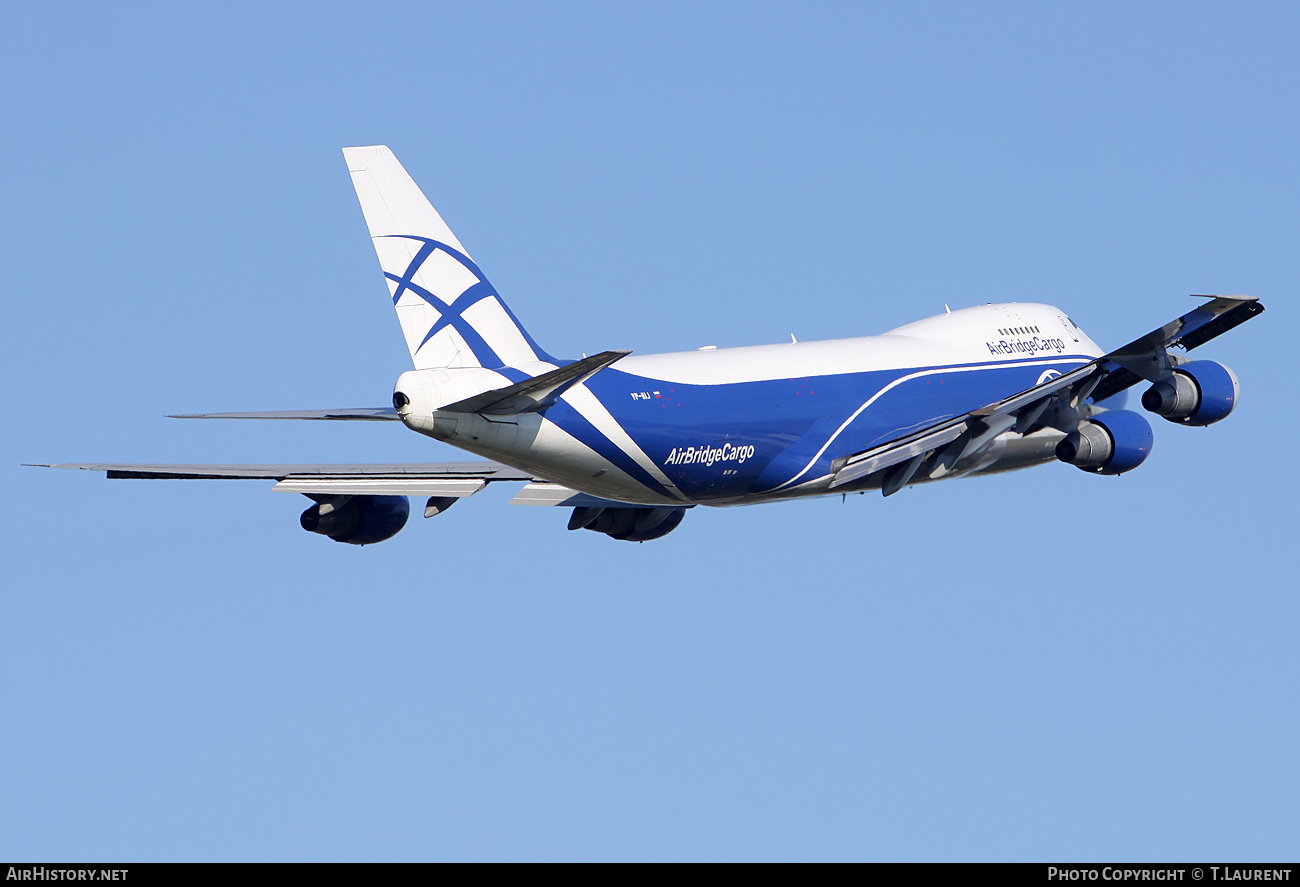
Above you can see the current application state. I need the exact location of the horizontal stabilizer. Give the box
[441,350,631,415]
[169,408,399,421]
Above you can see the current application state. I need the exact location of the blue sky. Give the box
[4,1,1297,861]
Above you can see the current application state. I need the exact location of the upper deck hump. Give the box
[614,303,1101,386]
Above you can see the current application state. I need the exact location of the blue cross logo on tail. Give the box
[381,234,553,368]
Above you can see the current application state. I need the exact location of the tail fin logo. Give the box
[384,235,504,366]
[381,235,552,370]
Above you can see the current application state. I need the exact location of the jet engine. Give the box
[1141,360,1239,426]
[300,495,410,545]
[1055,409,1153,475]
[567,506,687,541]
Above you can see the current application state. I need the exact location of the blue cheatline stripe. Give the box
[380,235,555,366]
[411,279,496,352]
[543,403,676,501]
[759,359,1095,491]
[579,356,1100,498]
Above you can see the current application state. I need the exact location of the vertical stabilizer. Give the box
[343,146,552,369]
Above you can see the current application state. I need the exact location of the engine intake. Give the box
[1055,409,1153,475]
[300,495,410,545]
[1141,360,1239,426]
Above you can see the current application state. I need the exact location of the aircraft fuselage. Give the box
[395,302,1104,506]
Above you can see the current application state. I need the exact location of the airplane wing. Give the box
[830,295,1264,495]
[829,362,1101,494]
[31,461,643,511]
[1089,295,1263,402]
[31,461,526,511]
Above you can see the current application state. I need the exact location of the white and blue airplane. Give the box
[37,146,1265,543]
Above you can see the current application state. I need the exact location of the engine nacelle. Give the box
[568,506,687,541]
[1141,360,1239,426]
[300,495,410,545]
[1055,409,1153,475]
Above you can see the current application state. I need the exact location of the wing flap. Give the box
[508,482,641,508]
[272,477,488,496]
[258,472,652,505]
[831,423,967,489]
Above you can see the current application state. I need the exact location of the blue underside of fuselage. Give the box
[538,355,1094,502]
